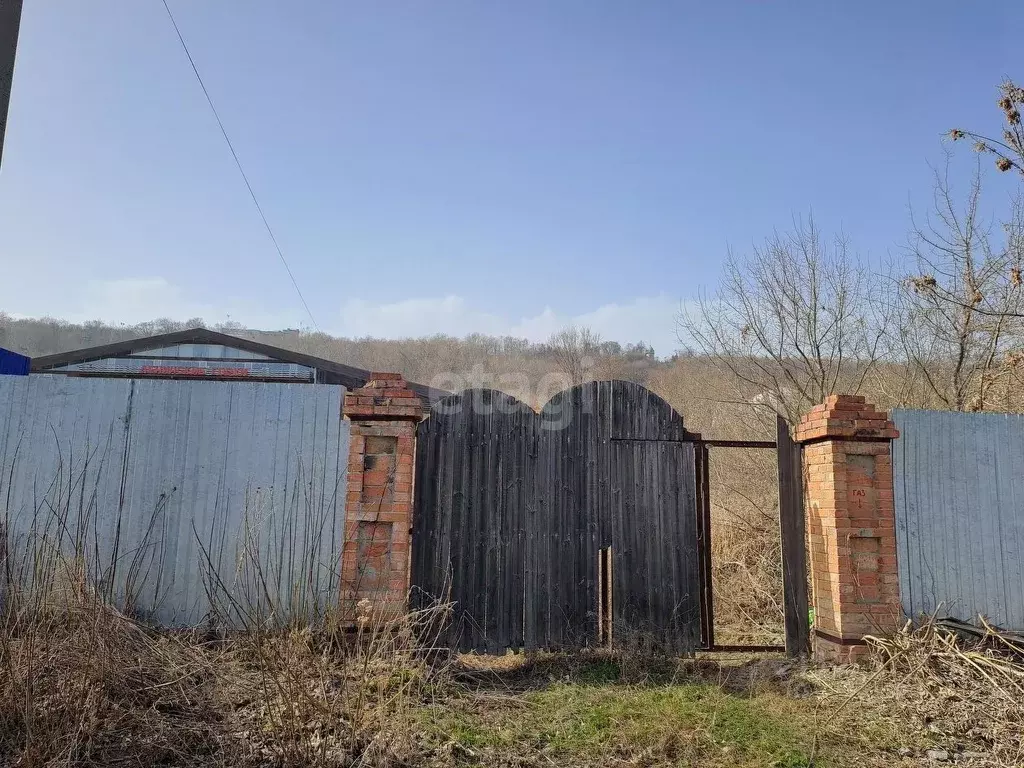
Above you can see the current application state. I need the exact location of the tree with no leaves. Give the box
[678,217,887,425]
[547,325,601,386]
[950,80,1024,177]
[894,158,1024,411]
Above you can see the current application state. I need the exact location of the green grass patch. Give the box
[425,678,823,767]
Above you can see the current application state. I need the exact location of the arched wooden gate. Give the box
[410,381,701,653]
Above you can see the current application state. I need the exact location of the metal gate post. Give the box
[694,440,714,650]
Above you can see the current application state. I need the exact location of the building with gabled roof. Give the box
[30,326,444,405]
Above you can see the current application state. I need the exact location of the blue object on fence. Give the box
[0,347,30,376]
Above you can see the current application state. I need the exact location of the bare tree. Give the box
[679,216,887,424]
[950,80,1024,177]
[894,158,1024,411]
[547,325,601,386]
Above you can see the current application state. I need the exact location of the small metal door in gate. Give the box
[410,381,701,653]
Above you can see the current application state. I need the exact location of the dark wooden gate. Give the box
[411,381,701,653]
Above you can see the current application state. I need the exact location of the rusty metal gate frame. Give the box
[683,416,810,656]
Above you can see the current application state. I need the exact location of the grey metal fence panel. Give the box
[893,409,1024,630]
[0,375,348,626]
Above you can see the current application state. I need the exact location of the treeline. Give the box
[0,314,663,405]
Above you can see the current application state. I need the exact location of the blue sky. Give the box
[1,1,1022,355]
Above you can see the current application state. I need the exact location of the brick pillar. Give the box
[341,373,423,618]
[795,395,901,663]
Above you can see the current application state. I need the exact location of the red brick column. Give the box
[341,373,422,618]
[795,395,901,663]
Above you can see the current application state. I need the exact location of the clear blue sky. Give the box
[1,1,1021,355]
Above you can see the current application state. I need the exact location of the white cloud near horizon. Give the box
[53,278,309,331]
[337,294,689,357]
[14,278,691,358]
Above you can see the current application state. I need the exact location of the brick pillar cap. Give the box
[794,394,899,443]
[343,371,423,421]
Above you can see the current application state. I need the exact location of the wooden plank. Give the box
[647,441,664,647]
[428,415,446,609]
[614,400,635,640]
[599,380,612,631]
[561,391,575,647]
[537,411,552,648]
[524,406,539,650]
[610,440,626,646]
[596,381,611,645]
[409,416,429,609]
[548,410,560,648]
[658,441,676,650]
[635,438,650,645]
[649,441,664,646]
[618,439,635,643]
[469,393,487,652]
[552,392,566,648]
[483,401,500,652]
[584,383,599,645]
[435,402,455,646]
[597,381,612,548]
[631,440,647,645]
[507,401,525,649]
[614,383,631,640]
[416,416,435,610]
[551,394,566,648]
[423,417,442,610]
[451,395,471,650]
[669,441,689,652]
[438,405,458,630]
[569,387,581,645]
[674,443,692,650]
[572,384,589,645]
[659,441,678,650]
[777,416,810,657]
[494,400,509,651]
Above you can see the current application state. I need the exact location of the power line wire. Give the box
[160,0,319,332]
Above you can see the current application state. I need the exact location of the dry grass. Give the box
[859,619,1024,765]
[2,565,1018,768]
[0,567,227,767]
[0,546,455,767]
[706,447,785,646]
[220,601,455,767]
[796,618,1024,767]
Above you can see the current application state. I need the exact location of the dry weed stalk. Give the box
[223,597,454,767]
[1,457,456,768]
[0,548,456,768]
[855,618,1024,765]
[0,566,226,767]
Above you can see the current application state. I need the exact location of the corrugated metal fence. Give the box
[893,409,1024,630]
[0,375,348,626]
